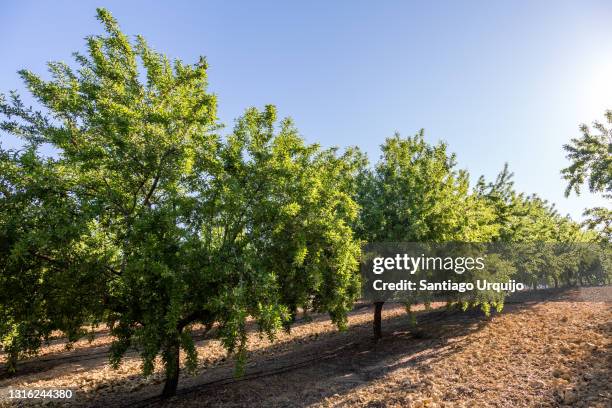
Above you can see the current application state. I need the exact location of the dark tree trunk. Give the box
[161,340,180,398]
[6,350,18,374]
[284,303,298,332]
[373,301,384,341]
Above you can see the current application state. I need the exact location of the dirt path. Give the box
[1,287,610,407]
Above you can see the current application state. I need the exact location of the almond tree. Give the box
[355,132,499,339]
[0,9,360,396]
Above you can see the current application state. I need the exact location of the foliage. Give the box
[562,111,612,196]
[356,131,498,243]
[0,148,106,372]
[561,110,612,239]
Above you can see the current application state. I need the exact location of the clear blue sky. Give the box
[1,1,611,220]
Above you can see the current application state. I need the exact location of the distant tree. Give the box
[478,164,604,287]
[0,9,361,397]
[562,110,612,239]
[474,163,516,238]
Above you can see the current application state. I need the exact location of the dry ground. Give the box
[0,287,610,407]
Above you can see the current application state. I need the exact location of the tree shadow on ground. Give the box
[78,302,542,408]
[0,303,373,381]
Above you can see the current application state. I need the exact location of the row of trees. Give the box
[353,134,607,338]
[0,9,609,397]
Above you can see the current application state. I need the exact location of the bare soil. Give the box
[1,287,610,408]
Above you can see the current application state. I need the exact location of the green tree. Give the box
[0,9,361,397]
[356,132,499,339]
[562,110,612,239]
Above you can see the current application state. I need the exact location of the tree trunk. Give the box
[373,301,384,341]
[161,340,180,398]
[284,304,298,332]
[6,350,18,374]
